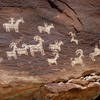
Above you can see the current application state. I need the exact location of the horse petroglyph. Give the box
[68,32,78,45]
[71,49,85,67]
[3,17,24,32]
[47,51,59,66]
[49,40,63,52]
[89,44,100,61]
[38,23,54,34]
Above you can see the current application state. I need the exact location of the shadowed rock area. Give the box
[0,0,100,100]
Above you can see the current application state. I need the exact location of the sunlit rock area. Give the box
[0,0,100,100]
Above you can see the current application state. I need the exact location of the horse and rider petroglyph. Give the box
[89,44,100,61]
[38,23,54,34]
[49,40,63,52]
[3,17,24,32]
[68,32,78,45]
[71,49,85,67]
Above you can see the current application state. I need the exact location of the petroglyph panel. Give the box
[0,1,100,100]
[0,8,97,70]
[0,6,99,79]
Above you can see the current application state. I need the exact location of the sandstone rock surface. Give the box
[0,0,100,100]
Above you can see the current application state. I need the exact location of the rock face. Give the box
[0,0,100,100]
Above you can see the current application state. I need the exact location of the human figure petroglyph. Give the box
[47,51,59,66]
[22,36,45,56]
[71,49,85,67]
[49,40,63,52]
[3,17,24,32]
[89,44,100,61]
[68,32,78,45]
[38,23,54,34]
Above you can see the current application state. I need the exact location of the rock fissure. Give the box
[44,72,100,93]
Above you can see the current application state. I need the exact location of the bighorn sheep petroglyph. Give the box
[49,40,63,52]
[29,36,45,56]
[38,23,54,34]
[47,51,59,66]
[22,36,45,56]
[71,49,85,67]
[3,18,24,32]
[89,44,100,61]
[68,32,78,45]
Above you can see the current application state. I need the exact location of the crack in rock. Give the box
[44,72,100,93]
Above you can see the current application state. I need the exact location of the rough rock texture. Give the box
[0,0,100,100]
